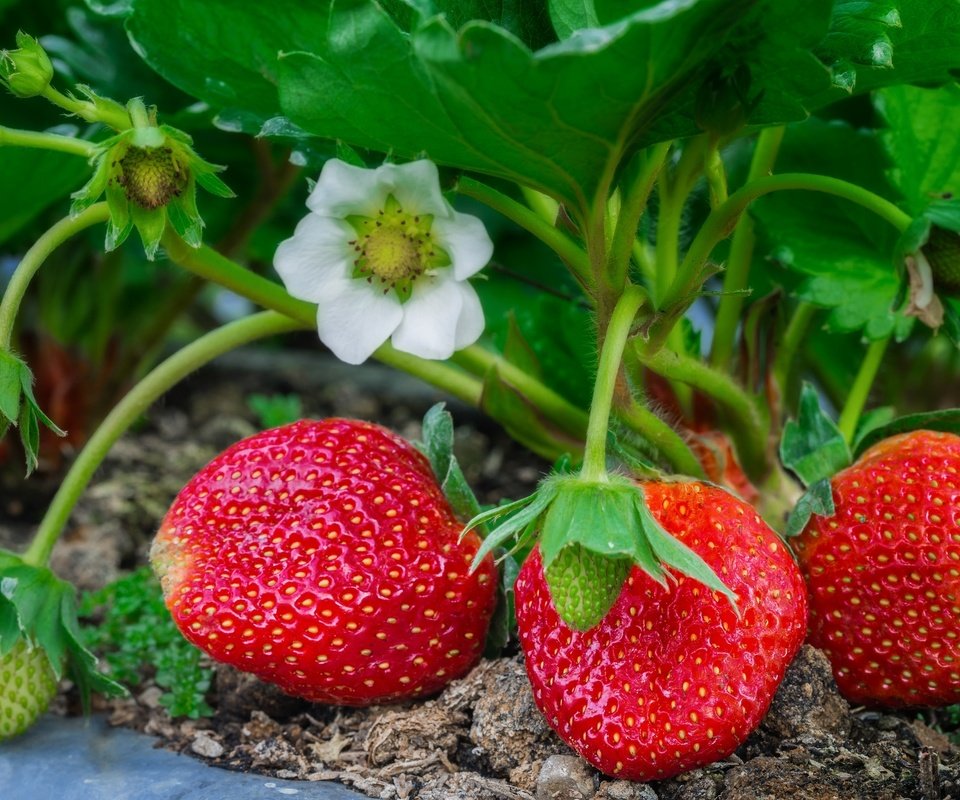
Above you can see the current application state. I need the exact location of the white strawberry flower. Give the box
[274,159,493,365]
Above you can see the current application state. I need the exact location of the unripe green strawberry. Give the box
[0,639,58,741]
[152,418,497,706]
[794,429,960,707]
[925,226,960,292]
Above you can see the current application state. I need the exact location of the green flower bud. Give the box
[0,32,53,99]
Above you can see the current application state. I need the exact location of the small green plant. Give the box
[80,567,213,719]
[247,392,303,429]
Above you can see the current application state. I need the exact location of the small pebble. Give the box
[190,732,224,759]
[536,755,597,800]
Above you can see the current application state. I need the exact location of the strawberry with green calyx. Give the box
[152,416,497,705]
[515,481,808,781]
[0,551,125,741]
[466,286,734,632]
[793,429,960,708]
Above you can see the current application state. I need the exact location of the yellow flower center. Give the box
[348,194,451,301]
[362,228,423,283]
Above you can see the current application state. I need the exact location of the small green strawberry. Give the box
[0,551,125,740]
[0,639,58,741]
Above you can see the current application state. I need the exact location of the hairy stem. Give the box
[41,85,131,130]
[772,301,818,396]
[618,400,706,478]
[605,142,671,294]
[837,336,890,445]
[655,173,913,345]
[22,312,308,567]
[710,126,785,369]
[0,203,110,349]
[634,343,769,481]
[582,285,645,482]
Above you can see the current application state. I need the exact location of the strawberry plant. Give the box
[2,0,960,790]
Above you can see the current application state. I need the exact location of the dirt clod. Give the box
[536,755,598,800]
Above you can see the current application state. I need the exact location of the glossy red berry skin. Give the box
[794,430,960,708]
[515,482,807,782]
[152,419,497,706]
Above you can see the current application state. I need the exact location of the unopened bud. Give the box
[0,32,53,98]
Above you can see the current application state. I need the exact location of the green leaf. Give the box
[549,0,599,38]
[0,557,125,708]
[780,382,851,486]
[18,404,40,476]
[0,351,22,424]
[853,408,960,456]
[418,403,483,523]
[468,483,561,568]
[19,360,65,436]
[483,550,519,657]
[876,84,960,215]
[809,1,960,108]
[752,119,910,341]
[784,477,834,538]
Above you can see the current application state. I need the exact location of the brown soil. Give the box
[2,352,958,800]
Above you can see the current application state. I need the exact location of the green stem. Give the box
[618,400,706,478]
[0,203,110,349]
[772,301,817,394]
[160,231,484,406]
[40,84,131,131]
[457,177,591,284]
[606,142,671,294]
[450,348,589,438]
[710,126,785,369]
[520,186,560,226]
[582,285,645,482]
[22,312,308,567]
[634,343,769,481]
[837,336,890,445]
[660,172,913,323]
[704,142,729,207]
[0,126,97,157]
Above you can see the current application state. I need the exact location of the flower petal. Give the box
[315,276,404,365]
[374,160,449,217]
[453,281,485,349]
[391,276,467,361]
[306,159,388,218]
[432,210,494,280]
[274,214,354,303]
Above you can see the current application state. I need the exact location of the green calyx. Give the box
[0,32,53,98]
[466,473,736,631]
[0,551,125,735]
[346,194,450,302]
[71,100,234,259]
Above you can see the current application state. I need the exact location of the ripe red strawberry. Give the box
[793,429,960,707]
[151,418,497,706]
[515,481,807,781]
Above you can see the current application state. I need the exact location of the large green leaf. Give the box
[875,84,960,214]
[809,0,960,108]
[751,118,911,340]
